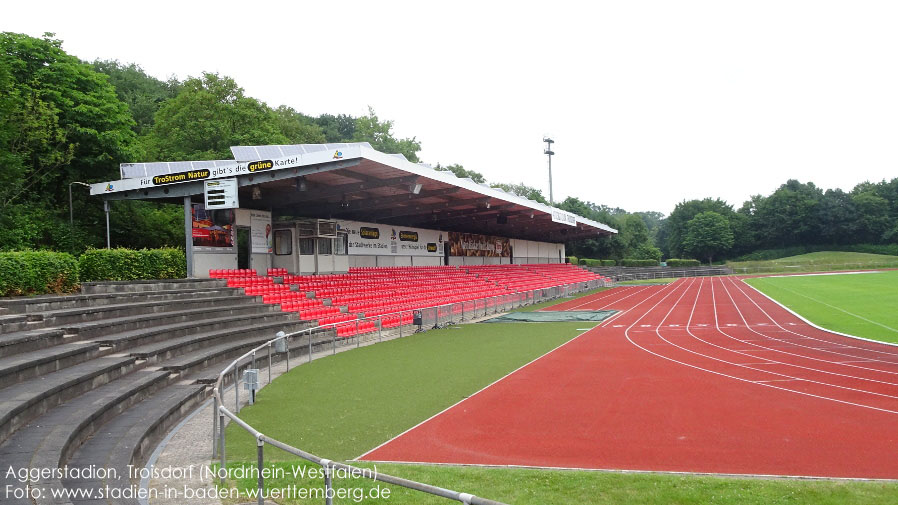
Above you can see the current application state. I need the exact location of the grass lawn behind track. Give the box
[226,321,595,462]
[222,461,898,505]
[729,251,898,274]
[745,270,898,344]
[617,278,679,285]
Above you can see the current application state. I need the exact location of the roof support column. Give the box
[184,196,194,278]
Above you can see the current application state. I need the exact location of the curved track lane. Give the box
[360,279,898,478]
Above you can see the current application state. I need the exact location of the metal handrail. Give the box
[211,278,609,505]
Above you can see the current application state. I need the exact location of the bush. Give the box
[601,259,617,266]
[620,259,660,267]
[566,256,578,265]
[666,258,702,267]
[0,251,80,296]
[79,248,186,282]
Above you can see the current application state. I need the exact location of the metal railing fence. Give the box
[211,278,608,505]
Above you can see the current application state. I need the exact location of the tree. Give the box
[272,106,326,144]
[353,107,421,162]
[664,198,736,258]
[0,32,136,251]
[145,72,288,161]
[433,163,487,184]
[490,182,548,203]
[92,60,179,136]
[682,211,734,265]
[314,113,356,142]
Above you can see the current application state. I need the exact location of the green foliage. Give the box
[732,244,898,262]
[145,72,288,161]
[566,256,578,265]
[666,258,701,267]
[0,250,79,296]
[620,259,660,267]
[271,106,326,144]
[78,247,185,282]
[313,113,357,142]
[602,259,617,266]
[434,163,487,184]
[91,60,178,136]
[682,211,734,265]
[490,182,548,203]
[353,107,421,162]
[0,32,136,252]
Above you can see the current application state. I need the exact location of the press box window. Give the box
[274,230,292,255]
[317,237,333,255]
[299,238,315,256]
[334,234,348,255]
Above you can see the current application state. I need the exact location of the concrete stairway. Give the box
[0,278,310,505]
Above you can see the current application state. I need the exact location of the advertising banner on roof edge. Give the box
[336,220,444,257]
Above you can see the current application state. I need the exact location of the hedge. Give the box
[0,251,80,296]
[79,248,186,282]
[620,259,660,267]
[576,258,618,267]
[666,258,702,267]
[566,256,578,265]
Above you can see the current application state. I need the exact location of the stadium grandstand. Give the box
[0,143,616,504]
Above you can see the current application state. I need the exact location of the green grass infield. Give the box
[744,270,898,344]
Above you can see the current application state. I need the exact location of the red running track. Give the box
[359,277,898,478]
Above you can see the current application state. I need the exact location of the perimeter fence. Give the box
[211,278,607,505]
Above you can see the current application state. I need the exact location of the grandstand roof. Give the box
[91,143,616,242]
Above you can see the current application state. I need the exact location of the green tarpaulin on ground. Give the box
[481,310,617,323]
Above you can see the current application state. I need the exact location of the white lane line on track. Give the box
[559,285,641,311]
[353,320,610,461]
[752,280,898,335]
[564,285,654,312]
[731,278,898,356]
[726,276,898,361]
[622,277,898,416]
[717,277,898,374]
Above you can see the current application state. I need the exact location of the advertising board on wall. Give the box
[448,231,511,257]
[191,204,234,249]
[336,220,444,257]
[250,210,272,254]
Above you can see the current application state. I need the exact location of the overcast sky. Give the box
[5,1,898,215]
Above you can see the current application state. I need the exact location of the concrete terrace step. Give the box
[0,370,173,505]
[93,310,298,352]
[0,328,67,358]
[161,330,309,377]
[61,383,208,505]
[125,318,310,364]
[0,356,138,443]
[0,285,243,315]
[0,342,102,389]
[64,300,280,340]
[38,293,260,327]
[81,278,227,294]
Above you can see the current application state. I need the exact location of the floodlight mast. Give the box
[543,137,555,205]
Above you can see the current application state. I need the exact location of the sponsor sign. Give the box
[337,220,444,256]
[448,231,511,257]
[250,210,272,254]
[191,204,233,248]
[550,209,577,226]
[153,169,210,185]
[247,160,274,172]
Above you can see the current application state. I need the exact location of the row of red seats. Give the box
[267,268,289,276]
[210,269,258,278]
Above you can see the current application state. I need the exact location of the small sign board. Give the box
[204,178,239,209]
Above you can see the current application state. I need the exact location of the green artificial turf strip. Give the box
[745,271,898,344]
[511,287,610,312]
[221,461,898,505]
[226,321,594,462]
